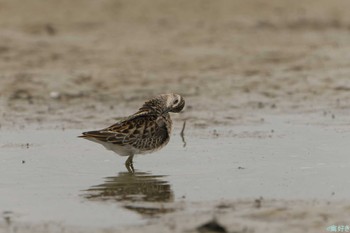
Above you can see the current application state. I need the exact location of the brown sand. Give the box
[2,0,350,129]
[1,0,350,232]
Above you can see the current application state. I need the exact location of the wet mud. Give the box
[1,114,350,232]
[2,0,350,232]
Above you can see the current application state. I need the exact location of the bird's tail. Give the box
[78,130,110,141]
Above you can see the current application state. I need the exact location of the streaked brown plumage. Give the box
[79,93,185,172]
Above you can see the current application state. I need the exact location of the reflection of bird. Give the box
[82,171,174,216]
[79,93,185,172]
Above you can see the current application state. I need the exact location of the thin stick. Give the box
[180,120,187,147]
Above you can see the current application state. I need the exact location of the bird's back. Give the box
[80,111,172,155]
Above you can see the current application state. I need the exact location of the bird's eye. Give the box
[174,99,179,105]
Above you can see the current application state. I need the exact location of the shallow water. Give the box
[1,115,350,228]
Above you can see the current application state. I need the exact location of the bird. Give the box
[79,93,185,173]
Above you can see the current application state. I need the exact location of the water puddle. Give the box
[82,171,175,216]
[1,114,350,228]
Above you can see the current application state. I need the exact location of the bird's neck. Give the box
[139,98,167,115]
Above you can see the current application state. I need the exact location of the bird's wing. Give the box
[80,112,169,147]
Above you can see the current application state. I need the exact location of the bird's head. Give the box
[140,93,185,114]
[164,93,185,113]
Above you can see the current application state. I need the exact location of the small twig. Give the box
[180,120,187,147]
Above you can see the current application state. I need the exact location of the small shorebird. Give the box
[79,93,185,172]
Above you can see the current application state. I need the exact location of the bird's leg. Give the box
[125,154,134,165]
[125,155,134,173]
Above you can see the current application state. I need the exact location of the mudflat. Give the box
[1,1,350,232]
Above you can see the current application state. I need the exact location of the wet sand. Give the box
[2,115,350,233]
[1,0,350,232]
